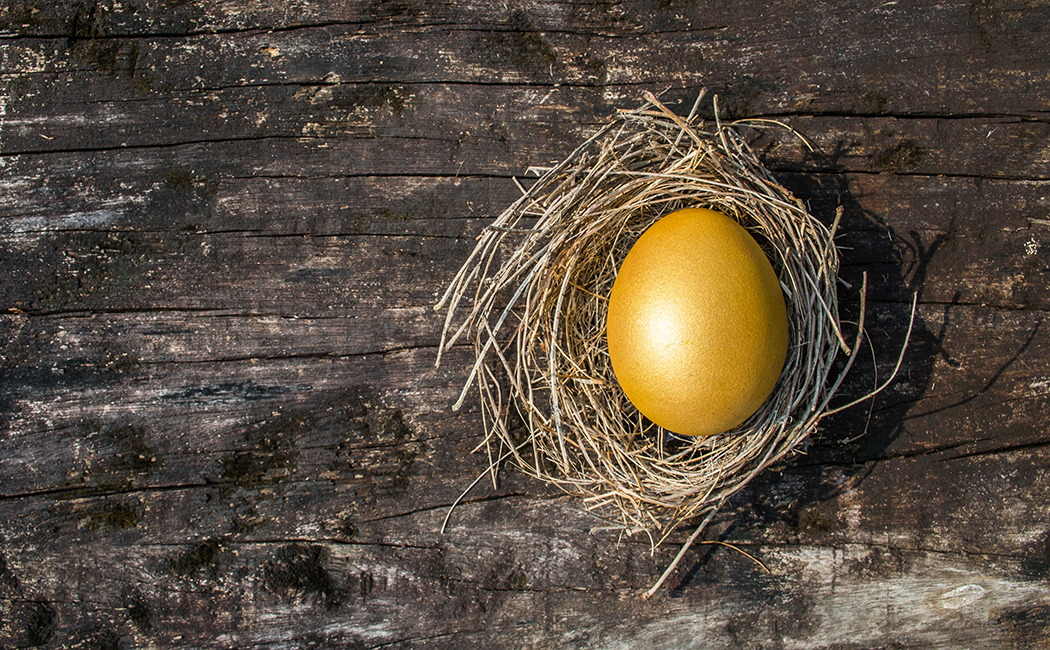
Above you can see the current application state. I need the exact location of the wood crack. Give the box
[936,439,1050,463]
[359,492,527,525]
[0,480,209,502]
[0,20,733,43]
[792,435,1048,469]
[137,342,441,366]
[747,539,1047,565]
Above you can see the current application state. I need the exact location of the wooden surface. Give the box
[1,1,1048,648]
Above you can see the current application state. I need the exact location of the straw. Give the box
[436,91,891,595]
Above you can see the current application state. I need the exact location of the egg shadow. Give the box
[657,118,948,595]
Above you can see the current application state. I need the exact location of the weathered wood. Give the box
[1,0,1047,115]
[1,167,1046,311]
[1,0,1049,648]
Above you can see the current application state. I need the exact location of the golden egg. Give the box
[606,208,789,437]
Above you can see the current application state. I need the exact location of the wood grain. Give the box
[1,0,1048,648]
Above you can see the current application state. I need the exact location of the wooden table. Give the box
[1,1,1048,647]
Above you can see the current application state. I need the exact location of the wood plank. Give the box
[1,0,1047,117]
[2,78,1048,182]
[1,301,1045,490]
[2,0,1049,647]
[1,446,1047,648]
[3,171,1046,318]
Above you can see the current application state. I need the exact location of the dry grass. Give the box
[435,90,907,596]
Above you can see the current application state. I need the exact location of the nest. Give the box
[436,91,906,594]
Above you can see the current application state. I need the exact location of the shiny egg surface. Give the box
[606,208,789,437]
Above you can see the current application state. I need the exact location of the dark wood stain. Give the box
[263,544,346,610]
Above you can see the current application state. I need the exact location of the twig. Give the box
[642,509,719,600]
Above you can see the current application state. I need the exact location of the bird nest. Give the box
[436,91,906,594]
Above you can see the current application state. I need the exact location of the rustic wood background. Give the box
[1,1,1048,648]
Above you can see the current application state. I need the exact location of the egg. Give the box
[605,208,789,437]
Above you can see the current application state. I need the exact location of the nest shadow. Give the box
[435,91,904,559]
[661,122,941,593]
